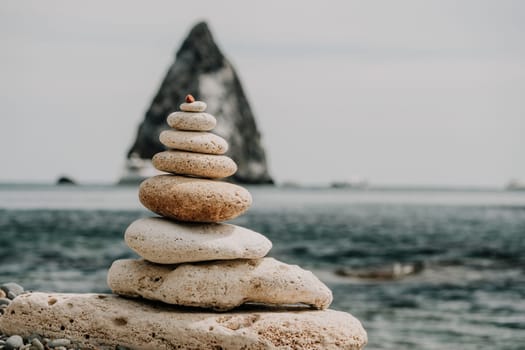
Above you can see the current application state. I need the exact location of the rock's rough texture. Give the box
[167,111,217,131]
[160,130,228,154]
[139,175,252,222]
[0,292,367,350]
[125,217,272,264]
[152,151,237,179]
[180,101,207,112]
[125,21,273,184]
[107,258,333,311]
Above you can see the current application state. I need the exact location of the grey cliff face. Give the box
[126,22,273,184]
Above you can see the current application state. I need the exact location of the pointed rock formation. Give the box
[124,22,273,184]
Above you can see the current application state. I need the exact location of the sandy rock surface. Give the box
[0,292,367,350]
[167,111,216,131]
[107,258,333,311]
[125,217,272,264]
[152,151,237,179]
[159,130,228,155]
[180,101,207,112]
[139,175,252,222]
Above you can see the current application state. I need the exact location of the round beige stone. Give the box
[159,130,228,155]
[139,175,252,222]
[152,151,237,178]
[180,101,207,112]
[167,111,216,131]
[124,217,272,264]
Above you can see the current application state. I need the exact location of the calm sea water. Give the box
[1,184,525,349]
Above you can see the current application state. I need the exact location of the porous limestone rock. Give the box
[139,175,251,222]
[167,111,217,131]
[0,292,367,350]
[107,258,333,311]
[152,151,237,179]
[159,130,228,155]
[124,217,272,264]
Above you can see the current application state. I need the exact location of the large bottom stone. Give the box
[107,258,333,311]
[0,292,367,350]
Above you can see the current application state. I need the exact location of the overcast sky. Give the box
[1,0,524,186]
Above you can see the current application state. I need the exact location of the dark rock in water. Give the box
[124,22,273,184]
[56,176,76,185]
[335,262,425,280]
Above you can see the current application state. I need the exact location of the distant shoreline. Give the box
[0,181,512,192]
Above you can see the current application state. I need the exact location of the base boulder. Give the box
[0,292,367,350]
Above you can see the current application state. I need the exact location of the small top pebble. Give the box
[180,94,207,112]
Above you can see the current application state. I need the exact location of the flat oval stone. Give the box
[139,175,252,222]
[180,101,207,112]
[159,130,228,155]
[167,111,216,131]
[125,217,272,264]
[48,339,71,348]
[108,258,333,311]
[152,151,237,179]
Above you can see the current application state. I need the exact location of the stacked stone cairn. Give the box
[0,95,367,349]
[107,95,334,311]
